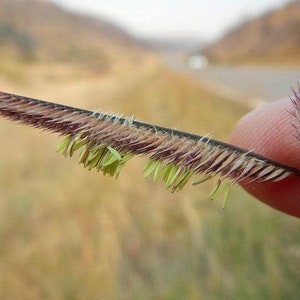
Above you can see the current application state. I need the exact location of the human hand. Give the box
[230,98,300,218]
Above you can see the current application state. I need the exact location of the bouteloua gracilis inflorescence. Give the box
[0,89,300,206]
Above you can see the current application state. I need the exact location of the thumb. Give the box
[229,98,300,218]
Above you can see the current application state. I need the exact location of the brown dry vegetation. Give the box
[203,0,300,65]
[0,0,143,73]
[0,60,299,299]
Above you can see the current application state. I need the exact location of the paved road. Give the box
[195,66,299,101]
[166,55,300,107]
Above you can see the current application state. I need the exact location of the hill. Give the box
[203,1,300,65]
[0,0,143,71]
[140,36,205,52]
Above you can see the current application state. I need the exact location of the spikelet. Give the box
[0,91,299,197]
[291,85,300,139]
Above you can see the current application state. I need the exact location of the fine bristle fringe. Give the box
[291,84,300,140]
[0,91,300,196]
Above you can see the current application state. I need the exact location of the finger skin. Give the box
[229,98,300,218]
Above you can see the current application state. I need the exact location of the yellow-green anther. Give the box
[222,184,231,209]
[172,171,193,192]
[143,159,155,177]
[208,180,222,200]
[107,146,122,161]
[193,175,211,185]
[56,135,72,153]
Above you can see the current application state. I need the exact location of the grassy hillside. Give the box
[0,0,144,72]
[203,0,300,65]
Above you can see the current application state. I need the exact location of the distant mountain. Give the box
[0,0,142,70]
[202,1,300,65]
[141,36,206,52]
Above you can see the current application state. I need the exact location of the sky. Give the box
[49,0,292,42]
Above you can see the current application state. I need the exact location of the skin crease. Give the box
[229,98,300,219]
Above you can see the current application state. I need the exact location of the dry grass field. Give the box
[0,61,299,299]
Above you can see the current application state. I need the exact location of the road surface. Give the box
[166,55,300,107]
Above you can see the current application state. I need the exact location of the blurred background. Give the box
[0,0,299,299]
